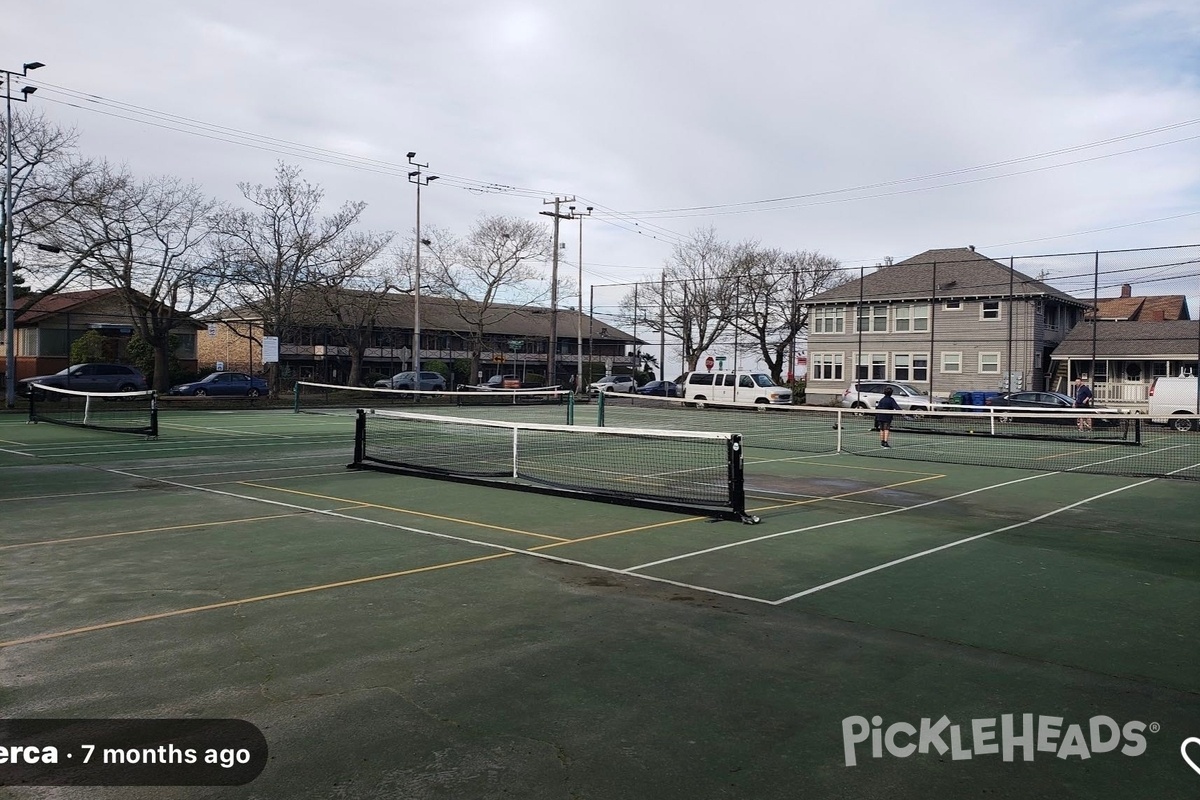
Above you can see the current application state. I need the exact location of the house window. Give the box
[855,353,888,380]
[979,352,1000,373]
[941,352,962,373]
[1044,305,1061,330]
[811,307,845,334]
[855,306,889,333]
[1093,362,1108,383]
[981,301,1001,320]
[943,300,962,311]
[1151,361,1169,378]
[894,354,930,382]
[175,332,197,358]
[810,353,844,381]
[893,304,930,333]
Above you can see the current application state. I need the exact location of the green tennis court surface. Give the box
[2,406,1197,799]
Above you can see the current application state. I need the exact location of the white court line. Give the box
[152,462,348,480]
[0,446,35,458]
[625,472,1056,572]
[159,421,295,439]
[0,487,142,503]
[770,464,1199,604]
[102,467,775,606]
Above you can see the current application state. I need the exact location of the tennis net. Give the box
[595,394,1197,481]
[294,381,572,421]
[27,383,158,437]
[350,408,757,522]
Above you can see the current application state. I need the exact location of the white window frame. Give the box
[855,352,889,380]
[893,304,930,333]
[894,353,930,382]
[941,351,962,374]
[855,305,889,333]
[943,299,962,311]
[811,307,844,334]
[981,301,1001,320]
[979,352,1001,374]
[810,352,844,381]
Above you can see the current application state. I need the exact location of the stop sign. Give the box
[705,356,715,370]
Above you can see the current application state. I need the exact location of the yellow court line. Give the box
[238,482,571,543]
[746,474,946,514]
[0,512,310,551]
[531,516,707,550]
[785,459,946,477]
[0,553,510,649]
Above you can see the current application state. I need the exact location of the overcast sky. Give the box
[4,1,1198,319]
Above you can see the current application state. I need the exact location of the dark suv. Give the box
[19,363,149,396]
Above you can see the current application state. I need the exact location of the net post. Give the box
[148,392,158,438]
[511,428,519,479]
[728,434,758,524]
[566,391,574,425]
[836,408,843,451]
[597,390,606,427]
[293,382,300,413]
[353,409,366,465]
[1132,416,1141,445]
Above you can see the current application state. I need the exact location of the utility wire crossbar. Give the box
[27,383,158,437]
[350,408,758,523]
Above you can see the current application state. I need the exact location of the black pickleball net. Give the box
[350,408,755,522]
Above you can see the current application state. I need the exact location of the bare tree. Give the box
[2,110,96,298]
[729,246,845,384]
[46,165,228,391]
[414,215,551,380]
[217,163,392,385]
[302,262,395,386]
[623,227,739,371]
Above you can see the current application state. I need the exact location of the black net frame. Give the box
[350,409,757,523]
[27,384,159,438]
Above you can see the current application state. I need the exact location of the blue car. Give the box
[636,380,681,397]
[169,372,269,397]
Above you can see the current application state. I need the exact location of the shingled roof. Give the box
[805,247,1086,306]
[1085,295,1190,321]
[1052,320,1200,358]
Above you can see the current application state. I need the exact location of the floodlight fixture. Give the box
[23,62,44,71]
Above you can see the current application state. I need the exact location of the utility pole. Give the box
[407,153,437,380]
[568,204,592,392]
[3,60,43,409]
[540,196,574,387]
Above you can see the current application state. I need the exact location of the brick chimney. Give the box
[1120,284,1132,297]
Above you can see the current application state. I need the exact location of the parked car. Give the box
[636,380,681,397]
[680,371,792,406]
[588,374,637,394]
[482,374,526,390]
[840,381,936,411]
[373,371,448,391]
[169,372,269,397]
[984,391,1122,426]
[1148,376,1199,431]
[19,363,148,397]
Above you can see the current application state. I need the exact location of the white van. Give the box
[680,371,792,406]
[1148,376,1199,431]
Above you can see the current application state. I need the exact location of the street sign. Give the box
[508,340,524,351]
[206,323,217,337]
[492,353,505,363]
[704,356,715,370]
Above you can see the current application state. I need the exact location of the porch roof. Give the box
[1050,320,1200,359]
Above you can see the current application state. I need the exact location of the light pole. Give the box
[3,60,42,409]
[568,205,592,392]
[540,196,574,387]
[407,153,437,379]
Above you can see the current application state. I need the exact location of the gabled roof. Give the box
[14,289,123,325]
[1051,320,1200,358]
[16,288,206,329]
[804,247,1086,307]
[1085,295,1190,321]
[218,288,639,342]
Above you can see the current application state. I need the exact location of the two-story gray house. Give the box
[802,247,1090,404]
